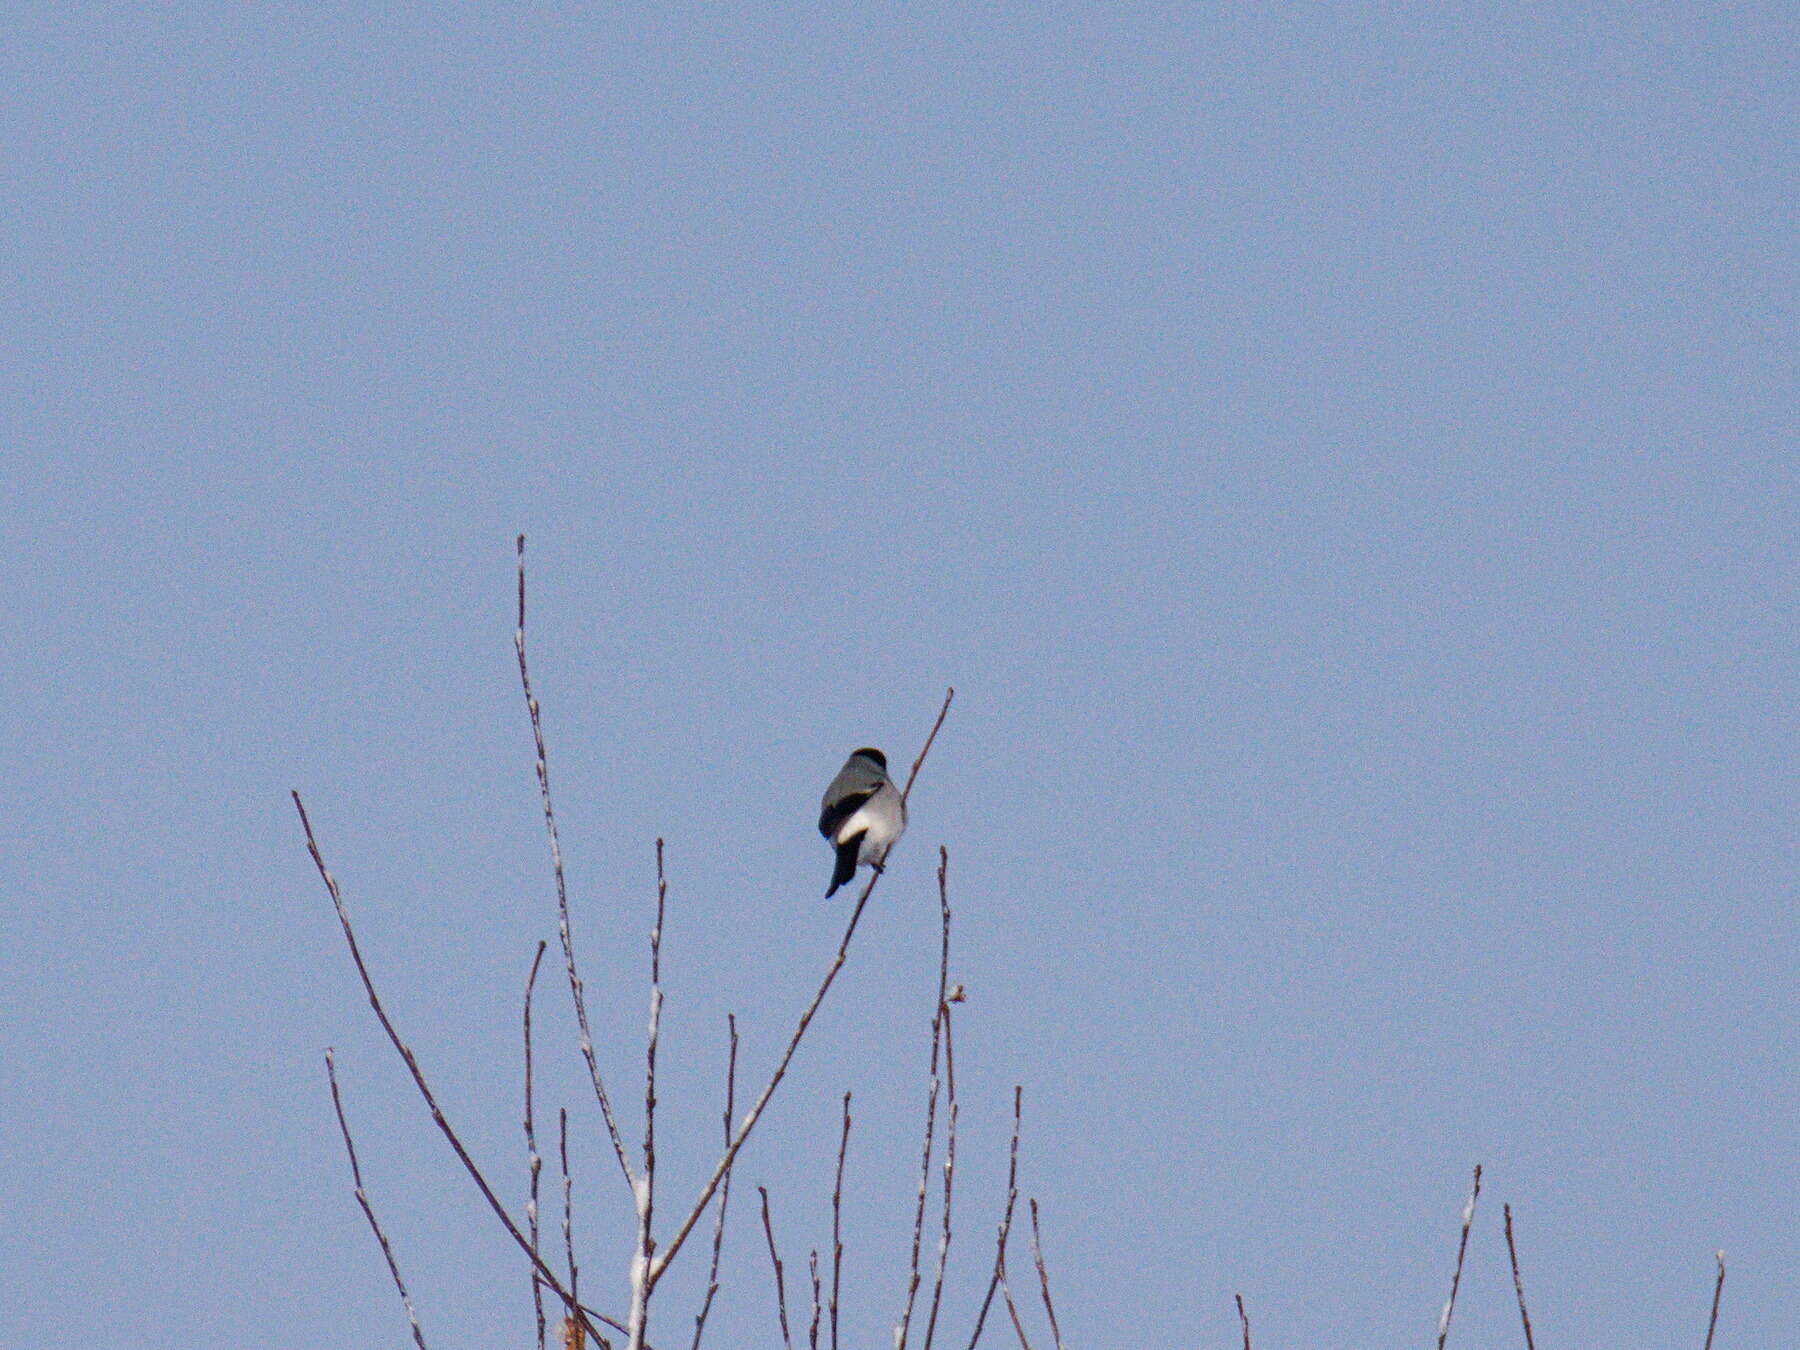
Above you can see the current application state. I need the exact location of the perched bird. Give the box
[818,747,906,897]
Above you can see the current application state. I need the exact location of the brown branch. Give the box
[808,1250,823,1350]
[830,1090,851,1350]
[514,534,635,1191]
[690,1015,738,1350]
[293,792,618,1348]
[525,941,549,1350]
[898,848,955,1350]
[1502,1204,1536,1350]
[922,850,958,1350]
[1436,1164,1482,1350]
[760,1186,795,1350]
[964,1086,1024,1350]
[1026,1200,1064,1350]
[324,1050,429,1350]
[647,688,955,1290]
[1703,1250,1726,1350]
[1235,1294,1251,1350]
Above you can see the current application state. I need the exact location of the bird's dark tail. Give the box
[826,834,862,897]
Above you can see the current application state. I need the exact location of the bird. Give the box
[818,747,906,897]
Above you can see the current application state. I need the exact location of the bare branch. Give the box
[1234,1294,1251,1350]
[626,841,669,1350]
[515,534,635,1191]
[808,1250,823,1350]
[324,1050,429,1350]
[1026,1201,1064,1350]
[923,850,959,1350]
[1703,1250,1726,1350]
[293,792,617,1347]
[898,848,955,1350]
[648,688,956,1290]
[560,1110,583,1323]
[1436,1164,1482,1350]
[525,941,549,1350]
[830,1090,851,1350]
[690,1015,739,1350]
[965,1086,1024,1350]
[760,1186,795,1350]
[1502,1204,1536,1350]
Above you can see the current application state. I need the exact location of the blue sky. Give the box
[4,5,1795,1347]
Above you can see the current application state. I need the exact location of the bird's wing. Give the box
[819,788,876,840]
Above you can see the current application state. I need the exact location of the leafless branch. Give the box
[808,1250,823,1350]
[922,851,959,1350]
[831,1094,853,1350]
[515,534,635,1191]
[525,941,549,1350]
[648,688,955,1291]
[1235,1293,1251,1350]
[1703,1250,1726,1350]
[1502,1204,1536,1350]
[1027,1200,1064,1350]
[1436,1164,1482,1350]
[760,1186,795,1350]
[626,841,669,1350]
[965,1086,1024,1350]
[690,1015,739,1350]
[898,849,955,1350]
[831,1090,851,1350]
[324,1050,428,1350]
[293,792,618,1347]
[1000,1262,1034,1350]
[560,1110,583,1324]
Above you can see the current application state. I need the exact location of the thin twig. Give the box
[808,1250,823,1350]
[898,850,955,1350]
[965,1086,1024,1350]
[760,1186,795,1350]
[1436,1164,1483,1350]
[1703,1250,1726,1350]
[324,1050,429,1350]
[690,1015,739,1350]
[648,688,955,1290]
[1000,1262,1034,1350]
[627,842,669,1350]
[515,534,635,1191]
[561,1109,581,1317]
[1027,1201,1064,1350]
[830,1090,850,1350]
[923,850,959,1350]
[525,941,549,1350]
[293,792,619,1346]
[1502,1204,1537,1350]
[1235,1294,1251,1350]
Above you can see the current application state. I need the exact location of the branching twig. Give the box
[690,1015,738,1350]
[1502,1204,1536,1350]
[293,793,618,1347]
[965,1086,1024,1350]
[1235,1293,1251,1350]
[515,534,635,1191]
[1027,1200,1064,1350]
[1703,1250,1726,1350]
[831,1091,851,1350]
[760,1186,795,1350]
[324,1050,429,1350]
[648,688,955,1291]
[1436,1164,1482,1350]
[525,941,549,1350]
